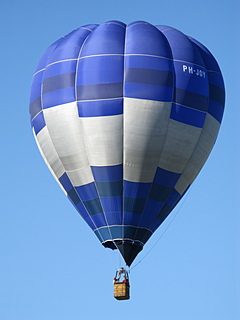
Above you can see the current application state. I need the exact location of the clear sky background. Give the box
[1,0,239,319]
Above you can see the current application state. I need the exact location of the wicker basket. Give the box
[114,282,130,300]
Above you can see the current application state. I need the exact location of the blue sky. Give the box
[1,0,239,319]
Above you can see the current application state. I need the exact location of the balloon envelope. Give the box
[30,21,225,266]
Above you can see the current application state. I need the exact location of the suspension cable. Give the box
[129,186,192,271]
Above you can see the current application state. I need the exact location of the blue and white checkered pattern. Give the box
[30,21,225,266]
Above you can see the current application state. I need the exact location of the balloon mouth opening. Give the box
[103,240,143,266]
[102,239,143,249]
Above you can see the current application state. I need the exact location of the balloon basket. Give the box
[114,282,130,300]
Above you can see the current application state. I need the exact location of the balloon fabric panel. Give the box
[30,21,225,266]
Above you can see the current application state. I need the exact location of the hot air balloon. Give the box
[29,21,225,267]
